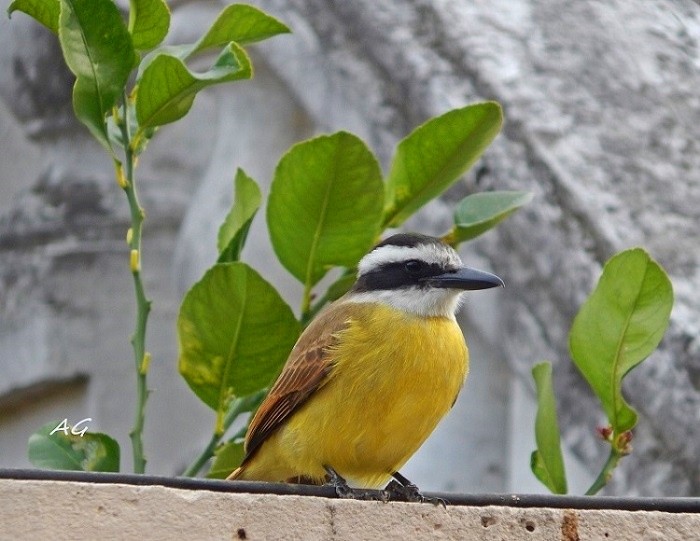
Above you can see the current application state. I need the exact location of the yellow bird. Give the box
[228,232,503,500]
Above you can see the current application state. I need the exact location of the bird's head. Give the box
[348,233,504,318]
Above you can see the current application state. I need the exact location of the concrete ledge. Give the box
[2,477,699,540]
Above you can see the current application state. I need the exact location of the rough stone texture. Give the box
[243,0,700,495]
[1,0,699,497]
[0,2,222,473]
[1,479,699,541]
[0,0,515,493]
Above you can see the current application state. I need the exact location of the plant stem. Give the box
[301,283,313,324]
[585,448,622,495]
[183,390,267,476]
[182,398,246,477]
[440,228,458,248]
[183,432,221,477]
[301,290,324,327]
[301,268,356,327]
[118,94,153,474]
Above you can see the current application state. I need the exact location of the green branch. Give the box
[117,93,153,474]
[182,390,266,477]
[585,448,622,496]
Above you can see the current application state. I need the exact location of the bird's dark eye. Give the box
[404,260,424,274]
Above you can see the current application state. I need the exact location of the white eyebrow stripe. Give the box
[357,243,462,276]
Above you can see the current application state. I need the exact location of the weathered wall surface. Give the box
[1,0,699,496]
[244,0,700,495]
[0,8,221,474]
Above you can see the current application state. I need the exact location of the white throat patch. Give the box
[344,287,464,319]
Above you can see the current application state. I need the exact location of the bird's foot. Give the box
[387,473,448,507]
[324,466,388,502]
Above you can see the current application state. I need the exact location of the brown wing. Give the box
[241,302,354,462]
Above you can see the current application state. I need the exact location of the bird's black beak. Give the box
[422,266,504,291]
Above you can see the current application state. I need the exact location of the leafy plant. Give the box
[28,421,120,473]
[10,0,290,473]
[11,0,672,493]
[9,0,527,476]
[531,248,674,494]
[177,102,535,477]
[11,0,533,481]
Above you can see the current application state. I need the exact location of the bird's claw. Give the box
[324,466,446,506]
[324,466,388,501]
[385,479,448,507]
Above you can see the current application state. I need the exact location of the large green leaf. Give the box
[178,263,299,424]
[207,441,245,479]
[191,3,290,55]
[135,43,252,130]
[267,132,384,287]
[569,248,673,434]
[58,0,136,153]
[383,102,503,228]
[28,421,120,472]
[446,191,533,245]
[8,0,60,33]
[530,362,568,494]
[136,4,289,70]
[129,0,170,51]
[217,169,261,263]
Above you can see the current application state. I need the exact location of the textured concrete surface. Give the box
[1,479,699,541]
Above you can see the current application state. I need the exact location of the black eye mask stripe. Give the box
[351,261,447,292]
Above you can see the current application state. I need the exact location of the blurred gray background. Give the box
[1,0,699,495]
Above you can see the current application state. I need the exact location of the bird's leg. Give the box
[324,466,354,499]
[323,466,388,501]
[386,471,448,507]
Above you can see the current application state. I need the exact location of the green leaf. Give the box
[192,3,290,55]
[267,132,384,287]
[135,43,252,130]
[58,0,136,153]
[207,441,245,479]
[129,0,170,51]
[569,248,673,434]
[447,191,533,245]
[178,263,300,426]
[8,0,60,33]
[28,421,120,472]
[136,3,288,72]
[383,102,503,228]
[217,169,262,263]
[530,362,568,494]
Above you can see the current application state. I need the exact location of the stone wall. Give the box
[1,0,698,495]
[245,0,700,496]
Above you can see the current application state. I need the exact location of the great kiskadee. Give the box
[228,232,503,498]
